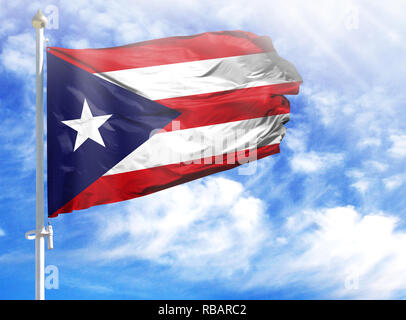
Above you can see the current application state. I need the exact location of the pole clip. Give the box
[25,230,36,240]
[25,225,54,250]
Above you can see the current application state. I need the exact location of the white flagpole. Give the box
[28,9,49,301]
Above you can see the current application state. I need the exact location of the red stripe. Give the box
[50,143,280,217]
[47,31,274,73]
[158,84,297,132]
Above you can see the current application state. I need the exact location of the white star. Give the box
[62,98,112,151]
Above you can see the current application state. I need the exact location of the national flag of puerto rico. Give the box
[47,30,302,217]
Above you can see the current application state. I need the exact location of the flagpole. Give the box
[31,9,48,301]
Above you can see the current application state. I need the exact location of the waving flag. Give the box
[47,30,302,217]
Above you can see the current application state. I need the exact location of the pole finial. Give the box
[32,9,47,29]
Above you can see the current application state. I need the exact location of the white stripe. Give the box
[104,113,289,175]
[95,52,302,100]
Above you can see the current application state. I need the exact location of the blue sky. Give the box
[1,0,406,299]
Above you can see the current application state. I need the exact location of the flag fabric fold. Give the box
[47,30,302,217]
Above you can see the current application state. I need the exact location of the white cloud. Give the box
[215,3,255,28]
[351,179,370,194]
[388,134,406,158]
[63,37,90,49]
[346,169,371,194]
[0,32,35,76]
[69,181,406,299]
[0,228,5,237]
[0,19,17,37]
[357,137,381,149]
[85,177,271,278]
[0,116,36,174]
[301,84,405,202]
[0,251,33,264]
[247,206,406,299]
[290,151,344,173]
[60,0,201,48]
[284,126,309,153]
[297,207,406,299]
[302,86,403,153]
[382,174,406,190]
[363,160,388,172]
[306,89,341,127]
